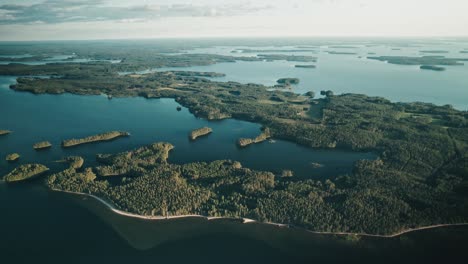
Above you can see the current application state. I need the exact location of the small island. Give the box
[189,127,213,141]
[6,153,20,162]
[295,65,316,68]
[62,131,130,147]
[326,51,357,55]
[3,164,49,182]
[33,141,52,150]
[420,50,449,54]
[277,78,300,85]
[420,65,446,71]
[237,128,271,148]
[0,130,12,136]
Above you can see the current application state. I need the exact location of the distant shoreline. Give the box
[54,189,468,238]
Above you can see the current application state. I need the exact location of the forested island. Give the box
[62,131,130,147]
[294,65,316,68]
[4,164,49,182]
[420,65,446,71]
[6,153,20,162]
[0,129,11,135]
[1,48,467,236]
[33,141,52,150]
[367,56,468,66]
[189,127,213,141]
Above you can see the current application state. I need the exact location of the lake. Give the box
[0,76,372,178]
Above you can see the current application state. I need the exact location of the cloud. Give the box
[0,0,270,24]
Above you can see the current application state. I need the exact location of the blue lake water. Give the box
[156,49,468,110]
[0,76,372,178]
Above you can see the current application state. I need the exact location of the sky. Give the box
[0,0,467,41]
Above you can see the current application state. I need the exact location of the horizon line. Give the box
[1,35,468,42]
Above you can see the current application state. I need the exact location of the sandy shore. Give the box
[54,189,468,238]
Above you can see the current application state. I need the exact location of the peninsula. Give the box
[237,128,271,147]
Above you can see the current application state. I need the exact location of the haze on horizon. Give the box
[0,0,467,41]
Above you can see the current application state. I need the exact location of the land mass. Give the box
[62,131,130,147]
[0,130,12,135]
[367,56,468,66]
[237,128,271,147]
[295,65,316,68]
[6,153,20,162]
[420,65,446,71]
[189,127,213,141]
[33,141,52,150]
[4,164,49,182]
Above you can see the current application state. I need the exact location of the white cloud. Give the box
[0,0,467,40]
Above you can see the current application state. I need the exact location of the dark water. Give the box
[0,76,373,178]
[1,182,467,264]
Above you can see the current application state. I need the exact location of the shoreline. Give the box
[53,188,468,239]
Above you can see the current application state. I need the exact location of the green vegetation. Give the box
[0,130,11,135]
[237,128,271,147]
[329,46,359,49]
[4,164,49,182]
[277,78,300,85]
[295,65,316,68]
[33,141,52,150]
[257,54,317,62]
[62,131,130,147]
[6,153,20,162]
[420,50,449,54]
[189,127,213,141]
[65,156,85,169]
[41,74,468,234]
[420,65,446,71]
[367,56,468,66]
[1,48,467,236]
[233,49,317,53]
[326,51,358,55]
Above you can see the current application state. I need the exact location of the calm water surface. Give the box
[0,76,371,178]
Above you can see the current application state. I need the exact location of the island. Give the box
[233,49,316,53]
[326,51,357,55]
[367,55,467,66]
[237,128,271,148]
[62,131,130,147]
[3,164,49,182]
[420,50,449,54]
[33,141,52,150]
[277,78,300,85]
[257,54,317,62]
[189,127,213,141]
[420,65,446,71]
[0,130,12,135]
[6,153,20,162]
[295,65,316,68]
